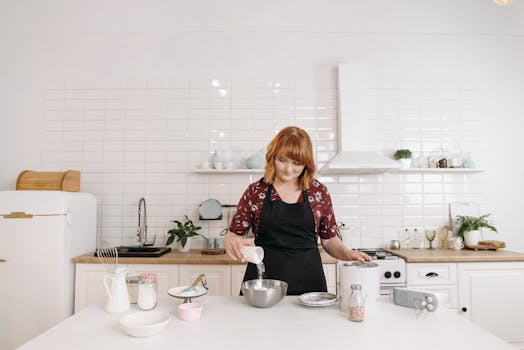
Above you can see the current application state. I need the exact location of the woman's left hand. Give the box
[321,236,372,262]
[342,249,372,262]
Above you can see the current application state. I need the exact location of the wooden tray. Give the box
[201,249,226,255]
[465,244,498,251]
[479,240,506,249]
[16,170,80,192]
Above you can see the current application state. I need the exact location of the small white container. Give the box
[241,246,264,264]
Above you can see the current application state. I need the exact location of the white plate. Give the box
[168,286,208,299]
[120,311,171,338]
[199,199,222,219]
[298,292,338,307]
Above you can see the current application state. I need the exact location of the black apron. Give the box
[242,182,327,295]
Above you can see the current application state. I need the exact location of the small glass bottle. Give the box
[348,284,366,322]
[137,273,158,311]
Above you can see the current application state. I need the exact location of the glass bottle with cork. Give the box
[348,284,366,322]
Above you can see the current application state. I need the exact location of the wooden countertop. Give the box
[385,248,524,263]
[73,247,338,265]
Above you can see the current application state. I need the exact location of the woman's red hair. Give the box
[264,126,315,190]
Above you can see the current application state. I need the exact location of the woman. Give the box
[225,126,371,295]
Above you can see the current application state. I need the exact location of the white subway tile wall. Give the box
[41,78,483,248]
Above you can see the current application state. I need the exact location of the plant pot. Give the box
[464,230,480,246]
[177,240,191,253]
[399,158,412,169]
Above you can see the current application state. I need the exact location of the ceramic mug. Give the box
[449,237,464,251]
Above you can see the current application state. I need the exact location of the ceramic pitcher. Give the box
[103,267,130,313]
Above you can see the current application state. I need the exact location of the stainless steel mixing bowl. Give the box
[241,279,288,308]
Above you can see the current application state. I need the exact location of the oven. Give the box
[354,248,406,295]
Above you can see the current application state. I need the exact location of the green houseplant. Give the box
[455,214,497,246]
[393,149,412,160]
[166,215,203,252]
[394,149,412,168]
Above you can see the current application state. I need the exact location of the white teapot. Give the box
[103,267,130,313]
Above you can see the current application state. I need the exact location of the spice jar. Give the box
[137,273,157,311]
[348,284,366,322]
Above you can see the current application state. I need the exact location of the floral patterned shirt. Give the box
[229,178,338,240]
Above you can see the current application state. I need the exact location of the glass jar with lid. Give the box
[137,273,158,311]
[348,284,366,322]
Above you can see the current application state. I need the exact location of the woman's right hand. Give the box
[224,231,253,262]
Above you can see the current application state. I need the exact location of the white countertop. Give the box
[19,296,515,350]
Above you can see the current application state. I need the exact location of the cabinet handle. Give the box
[425,272,439,277]
[461,307,468,312]
[0,259,6,263]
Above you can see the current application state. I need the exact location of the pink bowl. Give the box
[177,303,203,321]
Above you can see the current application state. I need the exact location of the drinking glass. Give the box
[437,228,448,248]
[425,229,437,249]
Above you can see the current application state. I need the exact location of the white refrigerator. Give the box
[0,191,96,350]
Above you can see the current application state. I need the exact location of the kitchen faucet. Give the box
[137,197,155,246]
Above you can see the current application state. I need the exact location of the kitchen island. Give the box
[19,296,514,350]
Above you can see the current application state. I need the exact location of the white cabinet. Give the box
[74,264,178,312]
[406,263,458,308]
[458,262,524,345]
[179,264,231,296]
[406,261,524,347]
[75,262,339,311]
[323,264,337,294]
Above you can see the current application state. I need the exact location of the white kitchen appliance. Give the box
[0,191,96,350]
[338,261,380,313]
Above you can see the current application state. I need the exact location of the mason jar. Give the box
[137,273,158,311]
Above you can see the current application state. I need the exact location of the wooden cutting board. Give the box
[201,249,226,255]
[465,244,498,251]
[479,240,506,249]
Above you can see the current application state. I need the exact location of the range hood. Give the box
[320,62,400,175]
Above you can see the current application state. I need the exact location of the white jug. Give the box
[103,267,130,313]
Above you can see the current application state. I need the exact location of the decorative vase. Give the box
[177,240,191,253]
[464,230,480,246]
[399,158,412,169]
[246,152,265,169]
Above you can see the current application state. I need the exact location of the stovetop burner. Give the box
[356,248,399,260]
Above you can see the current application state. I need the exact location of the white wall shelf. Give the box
[394,168,484,174]
[194,169,264,175]
[195,168,483,175]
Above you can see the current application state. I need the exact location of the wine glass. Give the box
[437,227,449,249]
[425,229,437,249]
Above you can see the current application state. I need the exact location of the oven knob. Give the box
[394,271,401,278]
[384,271,392,279]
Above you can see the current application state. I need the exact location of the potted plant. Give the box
[455,214,498,246]
[394,149,412,168]
[166,215,203,252]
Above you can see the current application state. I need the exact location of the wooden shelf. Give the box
[194,169,264,174]
[394,168,483,174]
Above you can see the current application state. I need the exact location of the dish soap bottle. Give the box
[348,284,366,322]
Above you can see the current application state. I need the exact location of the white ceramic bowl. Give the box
[119,311,171,337]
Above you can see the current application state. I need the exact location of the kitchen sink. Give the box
[94,246,171,258]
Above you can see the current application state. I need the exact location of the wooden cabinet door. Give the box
[458,262,524,343]
[179,264,231,296]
